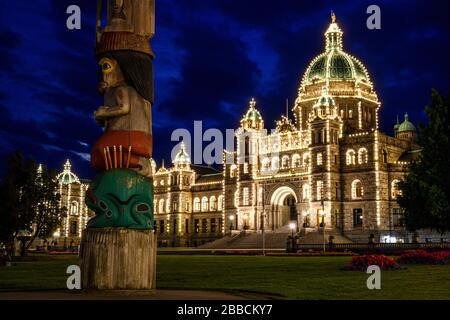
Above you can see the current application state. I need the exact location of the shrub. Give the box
[398,250,450,265]
[343,254,400,271]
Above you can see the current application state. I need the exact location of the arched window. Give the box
[201,197,208,212]
[271,157,279,170]
[303,184,310,200]
[303,153,310,166]
[218,195,224,211]
[351,180,364,199]
[193,197,200,212]
[358,148,368,164]
[346,149,356,165]
[159,199,165,213]
[292,154,301,168]
[391,180,402,199]
[281,155,290,169]
[70,201,79,216]
[209,196,217,211]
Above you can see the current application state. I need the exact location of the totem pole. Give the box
[79,0,156,290]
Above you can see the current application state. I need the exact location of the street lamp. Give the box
[289,222,296,253]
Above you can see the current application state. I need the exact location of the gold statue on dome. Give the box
[331,11,336,23]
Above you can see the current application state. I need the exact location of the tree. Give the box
[397,89,450,235]
[0,151,65,257]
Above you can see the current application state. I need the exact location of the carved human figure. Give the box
[92,51,154,177]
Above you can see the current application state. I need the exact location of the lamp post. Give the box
[289,222,296,253]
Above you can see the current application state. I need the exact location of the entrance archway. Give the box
[270,186,298,229]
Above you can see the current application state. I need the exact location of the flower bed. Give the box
[398,250,450,265]
[343,254,401,271]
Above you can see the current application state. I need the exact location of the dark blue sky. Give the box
[0,0,449,179]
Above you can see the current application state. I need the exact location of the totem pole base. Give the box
[80,228,156,290]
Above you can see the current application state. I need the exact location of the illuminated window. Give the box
[261,157,271,172]
[282,155,290,169]
[351,180,364,199]
[317,153,323,166]
[391,180,402,199]
[201,197,208,212]
[317,181,323,201]
[303,184,310,200]
[346,149,356,165]
[303,153,310,166]
[70,201,79,216]
[243,163,249,174]
[159,199,165,213]
[234,190,239,208]
[230,164,237,178]
[272,157,279,170]
[243,188,249,206]
[218,195,224,211]
[358,148,368,164]
[193,197,200,212]
[349,109,353,119]
[292,154,301,168]
[209,196,217,211]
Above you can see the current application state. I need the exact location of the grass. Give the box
[0,255,449,299]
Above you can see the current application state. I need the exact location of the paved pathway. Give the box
[0,289,243,300]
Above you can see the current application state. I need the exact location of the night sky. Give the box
[0,0,449,179]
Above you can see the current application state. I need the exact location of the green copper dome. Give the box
[398,113,416,132]
[314,87,335,108]
[241,98,264,130]
[302,17,371,85]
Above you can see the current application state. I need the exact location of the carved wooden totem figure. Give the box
[87,0,155,229]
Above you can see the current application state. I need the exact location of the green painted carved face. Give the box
[86,169,154,230]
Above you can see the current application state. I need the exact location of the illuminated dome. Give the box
[56,160,80,185]
[240,98,264,130]
[314,87,336,108]
[173,142,191,165]
[302,13,371,86]
[398,113,416,132]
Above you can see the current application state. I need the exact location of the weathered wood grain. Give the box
[80,228,156,290]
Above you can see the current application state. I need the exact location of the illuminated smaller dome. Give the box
[398,113,416,132]
[314,87,335,108]
[241,98,264,130]
[173,142,191,165]
[56,159,80,185]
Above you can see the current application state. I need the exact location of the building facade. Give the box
[153,17,421,245]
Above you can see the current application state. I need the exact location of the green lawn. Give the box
[0,255,449,299]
